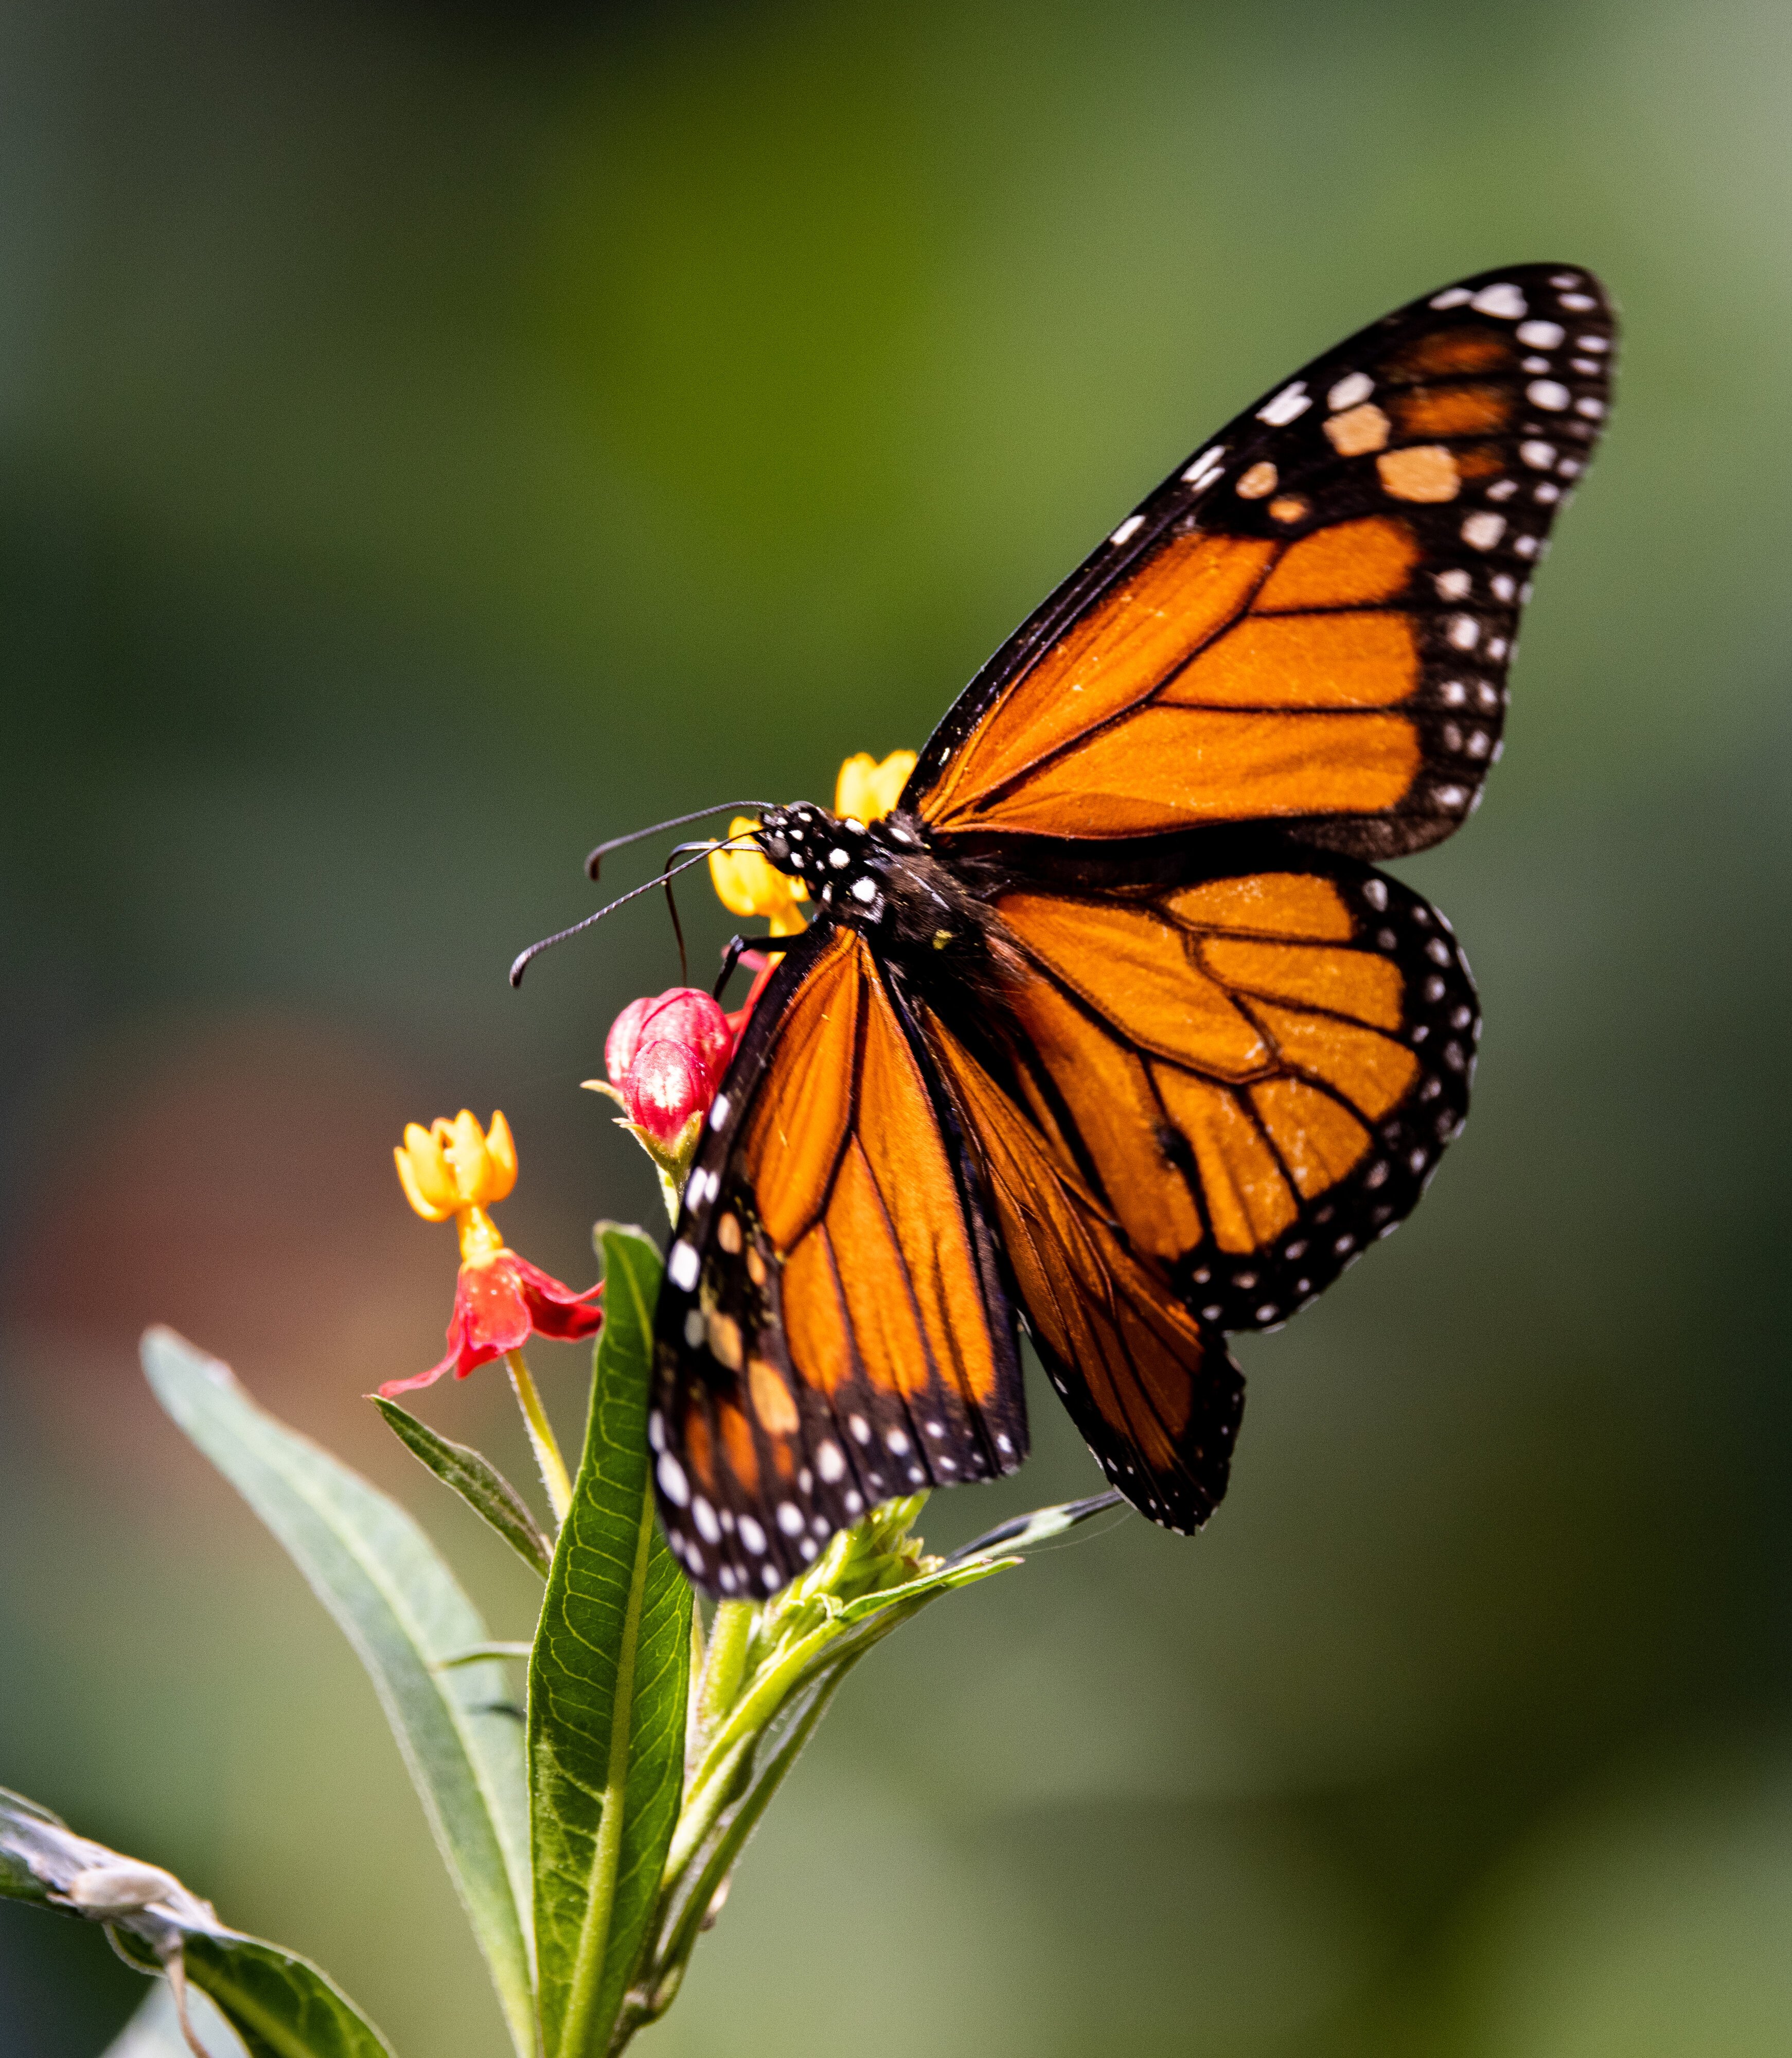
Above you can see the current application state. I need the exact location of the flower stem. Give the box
[506,1349,573,1525]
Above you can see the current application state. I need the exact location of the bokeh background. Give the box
[2,1,1789,2052]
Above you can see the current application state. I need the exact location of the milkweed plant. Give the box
[1,752,1121,2058]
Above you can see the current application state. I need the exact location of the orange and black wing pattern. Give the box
[651,926,1026,1596]
[906,264,1614,857]
[920,1004,1246,1534]
[904,846,1475,1515]
[984,846,1475,1324]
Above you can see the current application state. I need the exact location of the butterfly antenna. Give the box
[586,803,775,882]
[658,839,727,986]
[510,838,757,987]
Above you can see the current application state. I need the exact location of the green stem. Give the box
[696,1601,754,1736]
[506,1350,572,1525]
[640,1659,861,2035]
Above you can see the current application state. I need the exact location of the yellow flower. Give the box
[835,750,917,825]
[394,1110,517,1253]
[708,818,809,937]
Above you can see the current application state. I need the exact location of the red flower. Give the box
[381,1109,602,1398]
[380,1245,604,1397]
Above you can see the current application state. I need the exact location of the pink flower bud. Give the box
[607,987,733,1095]
[605,994,658,1087]
[638,988,733,1092]
[625,1038,713,1146]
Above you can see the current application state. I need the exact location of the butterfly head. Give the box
[754,802,907,926]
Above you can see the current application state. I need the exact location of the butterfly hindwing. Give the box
[651,926,1026,1598]
[907,263,1614,856]
[920,1003,1246,1532]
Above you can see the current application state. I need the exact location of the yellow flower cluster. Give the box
[394,1111,516,1246]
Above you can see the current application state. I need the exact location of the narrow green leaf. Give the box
[375,1397,555,1578]
[530,1228,691,2058]
[142,1328,536,2058]
[111,1929,396,2058]
[2,1786,393,2058]
[439,1642,535,1669]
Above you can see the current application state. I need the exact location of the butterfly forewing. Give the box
[651,927,1026,1598]
[907,263,1614,857]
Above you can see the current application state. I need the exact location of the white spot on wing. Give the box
[1470,282,1527,318]
[1461,511,1505,550]
[1256,381,1310,426]
[668,1240,699,1292]
[1109,513,1146,545]
[1327,370,1373,410]
[1527,379,1570,411]
[657,1451,690,1506]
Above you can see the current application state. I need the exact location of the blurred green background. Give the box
[2,1,1788,2052]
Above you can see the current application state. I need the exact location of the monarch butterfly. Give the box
[646,264,1616,1598]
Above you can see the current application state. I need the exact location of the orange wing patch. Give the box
[1164,872,1354,939]
[985,881,1428,1279]
[923,530,1276,828]
[1389,327,1514,378]
[999,892,1271,1078]
[1249,1078,1371,1198]
[739,938,1001,1411]
[1198,934,1405,1028]
[955,704,1420,839]
[920,507,1431,838]
[1248,1001,1418,1119]
[739,936,861,1250]
[1154,1067,1299,1251]
[1392,383,1512,438]
[1253,516,1420,612]
[1160,611,1420,708]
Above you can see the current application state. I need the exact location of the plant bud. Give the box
[625,1039,714,1147]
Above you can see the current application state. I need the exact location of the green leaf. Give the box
[530,1227,691,2058]
[2,1785,393,2058]
[141,1328,536,2058]
[375,1397,555,1578]
[113,1929,397,2058]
